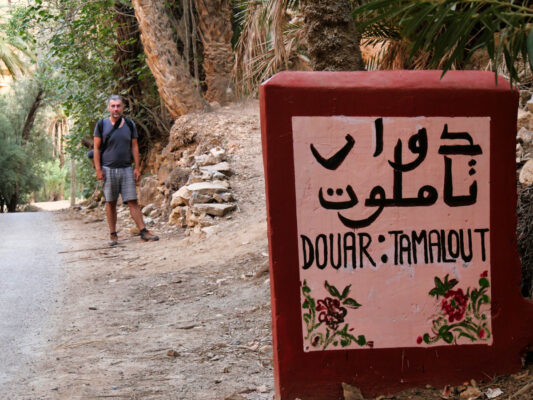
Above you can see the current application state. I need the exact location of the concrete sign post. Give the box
[260,71,533,400]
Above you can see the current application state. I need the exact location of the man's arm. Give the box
[94,136,105,180]
[132,138,141,181]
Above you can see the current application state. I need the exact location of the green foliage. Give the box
[10,0,169,197]
[0,79,51,209]
[354,0,533,84]
[36,159,66,202]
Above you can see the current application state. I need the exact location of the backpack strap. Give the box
[98,117,135,155]
[123,117,135,139]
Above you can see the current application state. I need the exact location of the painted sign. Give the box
[260,71,533,400]
[293,116,491,351]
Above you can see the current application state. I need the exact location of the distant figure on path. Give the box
[93,95,159,245]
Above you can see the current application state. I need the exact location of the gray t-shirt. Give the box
[94,118,138,168]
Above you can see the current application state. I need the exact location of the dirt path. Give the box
[4,101,532,400]
[5,101,273,400]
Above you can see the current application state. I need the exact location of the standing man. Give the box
[94,95,158,245]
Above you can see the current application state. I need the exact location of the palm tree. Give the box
[354,0,533,84]
[131,0,205,119]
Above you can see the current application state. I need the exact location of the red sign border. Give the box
[260,71,533,400]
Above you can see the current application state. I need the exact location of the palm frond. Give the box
[354,0,533,84]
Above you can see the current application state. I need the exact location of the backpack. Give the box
[87,117,135,160]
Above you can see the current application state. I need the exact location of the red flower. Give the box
[478,328,486,339]
[441,288,468,322]
[480,271,488,278]
[317,297,347,331]
[312,336,320,347]
[367,341,374,348]
[417,336,423,344]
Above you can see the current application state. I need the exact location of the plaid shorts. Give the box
[102,166,138,203]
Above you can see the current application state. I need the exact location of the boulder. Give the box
[528,98,533,113]
[213,192,234,203]
[194,154,217,166]
[518,109,532,130]
[519,159,533,186]
[187,181,230,196]
[171,186,191,208]
[142,203,155,216]
[210,147,226,162]
[190,192,214,204]
[157,164,172,185]
[139,176,160,207]
[165,166,189,191]
[517,127,533,145]
[199,161,232,176]
[192,203,237,217]
[168,206,187,226]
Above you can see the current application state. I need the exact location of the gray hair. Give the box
[106,95,123,106]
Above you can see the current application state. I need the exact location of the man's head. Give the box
[107,95,124,120]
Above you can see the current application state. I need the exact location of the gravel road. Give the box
[0,212,63,391]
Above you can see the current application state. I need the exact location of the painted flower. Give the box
[480,270,488,278]
[478,328,486,339]
[417,336,423,344]
[441,288,468,322]
[317,297,347,330]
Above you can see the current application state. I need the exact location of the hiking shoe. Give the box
[109,232,119,246]
[140,228,159,242]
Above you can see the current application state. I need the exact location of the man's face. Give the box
[108,99,124,119]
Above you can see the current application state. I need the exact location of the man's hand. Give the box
[96,169,105,181]
[134,168,141,182]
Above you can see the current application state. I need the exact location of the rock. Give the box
[342,383,364,400]
[517,127,533,145]
[519,159,533,186]
[201,226,218,237]
[527,98,533,113]
[167,349,180,357]
[192,203,236,217]
[210,147,226,162]
[520,90,532,108]
[190,191,214,205]
[168,206,186,226]
[213,192,234,203]
[142,203,155,216]
[187,181,230,196]
[157,164,171,185]
[209,101,221,109]
[212,171,227,180]
[139,176,160,207]
[200,161,232,176]
[144,217,154,226]
[171,186,192,207]
[194,154,217,166]
[164,166,189,191]
[459,386,481,400]
[130,226,140,235]
[518,109,532,130]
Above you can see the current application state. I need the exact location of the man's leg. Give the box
[127,200,145,231]
[127,200,159,241]
[106,201,118,234]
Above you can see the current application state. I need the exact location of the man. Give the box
[94,95,158,245]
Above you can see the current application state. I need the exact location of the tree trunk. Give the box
[195,0,234,104]
[113,1,173,155]
[131,0,205,119]
[21,88,43,141]
[7,193,17,212]
[303,0,365,71]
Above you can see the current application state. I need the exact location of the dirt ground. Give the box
[5,101,533,400]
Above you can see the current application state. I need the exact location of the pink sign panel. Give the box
[260,71,533,400]
[293,116,491,351]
